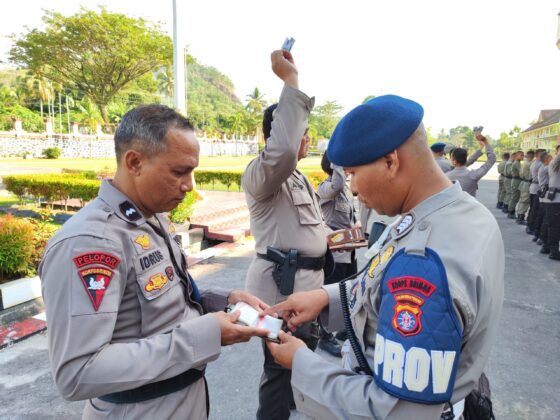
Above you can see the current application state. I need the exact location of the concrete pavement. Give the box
[0,179,559,419]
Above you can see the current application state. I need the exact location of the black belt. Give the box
[98,368,205,404]
[505,175,512,179]
[532,180,539,184]
[257,253,325,270]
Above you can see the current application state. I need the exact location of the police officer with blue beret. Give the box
[430,142,453,173]
[263,95,504,419]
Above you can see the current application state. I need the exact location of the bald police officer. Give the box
[431,142,453,173]
[264,95,504,420]
[242,50,327,420]
[39,105,269,419]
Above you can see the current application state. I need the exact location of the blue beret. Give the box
[430,142,446,152]
[327,95,424,167]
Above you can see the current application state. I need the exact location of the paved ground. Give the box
[0,179,559,419]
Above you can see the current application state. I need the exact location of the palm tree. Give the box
[157,66,174,104]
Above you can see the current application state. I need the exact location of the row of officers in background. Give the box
[496,147,560,261]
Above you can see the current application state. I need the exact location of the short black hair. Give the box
[502,152,510,160]
[526,150,535,157]
[262,103,278,141]
[452,148,468,165]
[321,153,333,176]
[114,104,194,162]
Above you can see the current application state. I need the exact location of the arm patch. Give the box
[373,248,462,404]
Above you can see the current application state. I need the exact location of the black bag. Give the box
[463,372,495,420]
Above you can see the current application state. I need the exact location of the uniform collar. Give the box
[98,179,147,226]
[392,183,463,239]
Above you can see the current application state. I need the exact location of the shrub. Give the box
[194,170,243,191]
[42,147,62,159]
[0,215,35,282]
[306,171,328,188]
[61,168,97,179]
[169,190,201,224]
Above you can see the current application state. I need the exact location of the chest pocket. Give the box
[291,189,321,225]
[334,195,351,214]
[134,249,177,301]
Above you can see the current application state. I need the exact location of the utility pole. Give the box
[173,0,187,115]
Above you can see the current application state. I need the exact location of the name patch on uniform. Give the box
[145,273,168,292]
[139,250,165,271]
[78,267,115,311]
[73,252,120,269]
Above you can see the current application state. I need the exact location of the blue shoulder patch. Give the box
[373,248,462,405]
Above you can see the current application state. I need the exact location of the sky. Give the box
[1,0,559,139]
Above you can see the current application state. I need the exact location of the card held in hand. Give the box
[327,227,368,250]
[227,301,284,341]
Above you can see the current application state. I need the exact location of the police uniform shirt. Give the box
[317,165,355,264]
[530,160,544,195]
[289,182,504,420]
[546,155,560,204]
[242,85,327,305]
[446,144,496,197]
[435,156,453,173]
[538,164,550,203]
[39,180,229,419]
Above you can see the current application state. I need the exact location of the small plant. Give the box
[0,214,36,282]
[42,147,62,159]
[169,190,200,224]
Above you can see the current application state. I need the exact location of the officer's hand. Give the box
[271,49,298,89]
[261,289,329,332]
[475,133,488,146]
[227,290,269,311]
[213,311,270,346]
[266,330,306,369]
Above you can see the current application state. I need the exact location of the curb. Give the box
[0,240,255,350]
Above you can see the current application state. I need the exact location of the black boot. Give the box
[496,202,503,209]
[508,211,516,219]
[502,206,509,214]
[526,226,534,235]
[537,239,543,246]
[540,246,550,254]
[549,250,560,260]
[516,215,526,225]
[532,235,539,242]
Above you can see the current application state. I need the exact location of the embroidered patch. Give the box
[381,246,395,263]
[395,213,415,238]
[165,266,175,282]
[387,276,436,337]
[78,267,115,311]
[139,250,165,271]
[119,201,141,221]
[291,182,304,191]
[168,223,176,234]
[73,252,120,269]
[368,255,380,278]
[145,273,168,292]
[134,234,152,250]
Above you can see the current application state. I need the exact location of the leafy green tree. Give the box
[449,126,475,150]
[311,100,343,141]
[9,7,172,124]
[362,95,376,104]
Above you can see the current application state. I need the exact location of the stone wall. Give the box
[0,133,258,158]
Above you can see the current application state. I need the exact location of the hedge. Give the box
[0,214,35,281]
[194,170,243,191]
[3,174,101,209]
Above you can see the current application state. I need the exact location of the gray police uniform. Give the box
[446,144,496,197]
[435,156,453,173]
[527,159,544,231]
[508,159,522,215]
[242,85,326,419]
[39,180,229,420]
[515,159,532,218]
[543,156,560,254]
[535,164,550,241]
[290,182,504,419]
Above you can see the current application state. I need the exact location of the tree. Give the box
[10,7,172,124]
[362,95,376,104]
[245,87,267,138]
[311,100,343,141]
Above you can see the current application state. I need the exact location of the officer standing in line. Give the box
[38,105,270,419]
[496,152,510,209]
[502,152,514,214]
[527,149,545,235]
[446,134,496,197]
[430,142,453,173]
[515,150,534,225]
[533,152,552,245]
[507,150,524,219]
[541,148,560,260]
[264,95,504,420]
[242,49,327,420]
